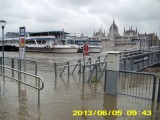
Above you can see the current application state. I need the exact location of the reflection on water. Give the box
[0,51,159,120]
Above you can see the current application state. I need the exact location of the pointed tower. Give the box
[145,31,147,36]
[124,27,126,33]
[131,26,132,31]
[113,19,115,25]
[136,27,137,33]
[93,29,95,36]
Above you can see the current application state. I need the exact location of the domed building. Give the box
[108,20,120,39]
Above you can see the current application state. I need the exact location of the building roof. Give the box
[109,20,118,31]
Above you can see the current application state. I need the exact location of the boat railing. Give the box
[0,65,44,106]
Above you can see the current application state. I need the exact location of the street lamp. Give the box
[0,20,6,66]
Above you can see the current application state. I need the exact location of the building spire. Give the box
[145,31,147,36]
[113,19,115,24]
[94,29,95,35]
[136,27,137,33]
[124,27,125,33]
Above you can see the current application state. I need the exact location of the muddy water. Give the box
[0,50,160,120]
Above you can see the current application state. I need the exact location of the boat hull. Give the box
[77,47,102,53]
[26,47,78,53]
[0,45,19,51]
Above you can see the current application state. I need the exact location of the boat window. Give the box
[37,40,41,44]
[67,40,74,44]
[42,41,46,44]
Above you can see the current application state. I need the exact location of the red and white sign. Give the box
[83,44,89,56]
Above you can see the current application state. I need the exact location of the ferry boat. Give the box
[66,36,102,53]
[1,31,79,53]
[65,35,102,53]
[75,39,102,53]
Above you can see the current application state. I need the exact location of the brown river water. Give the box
[0,48,160,120]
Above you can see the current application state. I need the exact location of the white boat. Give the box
[2,31,79,53]
[74,39,103,53]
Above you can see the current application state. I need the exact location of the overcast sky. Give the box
[0,0,160,37]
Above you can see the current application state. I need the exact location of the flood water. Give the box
[0,48,160,120]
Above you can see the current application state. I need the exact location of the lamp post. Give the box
[0,20,6,66]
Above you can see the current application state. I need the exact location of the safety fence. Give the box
[82,61,107,83]
[0,65,44,106]
[120,50,160,71]
[0,57,37,75]
[119,70,157,101]
[54,54,107,77]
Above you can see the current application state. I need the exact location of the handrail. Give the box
[0,65,44,106]
[1,56,38,75]
[0,65,44,90]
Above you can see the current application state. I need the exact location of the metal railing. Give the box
[0,65,44,106]
[119,70,156,101]
[0,57,37,75]
[82,61,107,83]
[120,50,160,71]
[54,54,107,77]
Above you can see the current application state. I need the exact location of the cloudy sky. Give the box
[0,0,160,37]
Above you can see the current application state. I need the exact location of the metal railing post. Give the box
[152,75,156,101]
[82,66,85,83]
[78,60,81,74]
[67,62,70,76]
[95,64,97,81]
[12,58,14,77]
[38,78,40,106]
[18,59,21,80]
[54,62,57,77]
[88,58,91,71]
[35,61,37,76]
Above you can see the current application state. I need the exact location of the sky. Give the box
[0,0,160,37]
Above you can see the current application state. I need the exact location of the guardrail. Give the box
[54,54,107,77]
[0,65,44,106]
[83,61,107,83]
[120,50,160,71]
[0,57,37,75]
[119,70,156,101]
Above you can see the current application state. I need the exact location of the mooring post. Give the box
[105,51,121,95]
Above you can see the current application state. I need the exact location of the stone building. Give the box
[93,28,105,40]
[107,20,120,39]
[92,19,159,47]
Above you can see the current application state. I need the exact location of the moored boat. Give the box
[1,31,79,53]
[74,39,103,53]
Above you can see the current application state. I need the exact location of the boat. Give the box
[1,31,79,53]
[65,35,103,53]
[74,39,102,53]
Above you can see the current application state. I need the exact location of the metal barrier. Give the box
[120,50,160,71]
[0,57,37,75]
[0,65,44,106]
[82,61,107,83]
[119,70,156,101]
[54,54,107,77]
